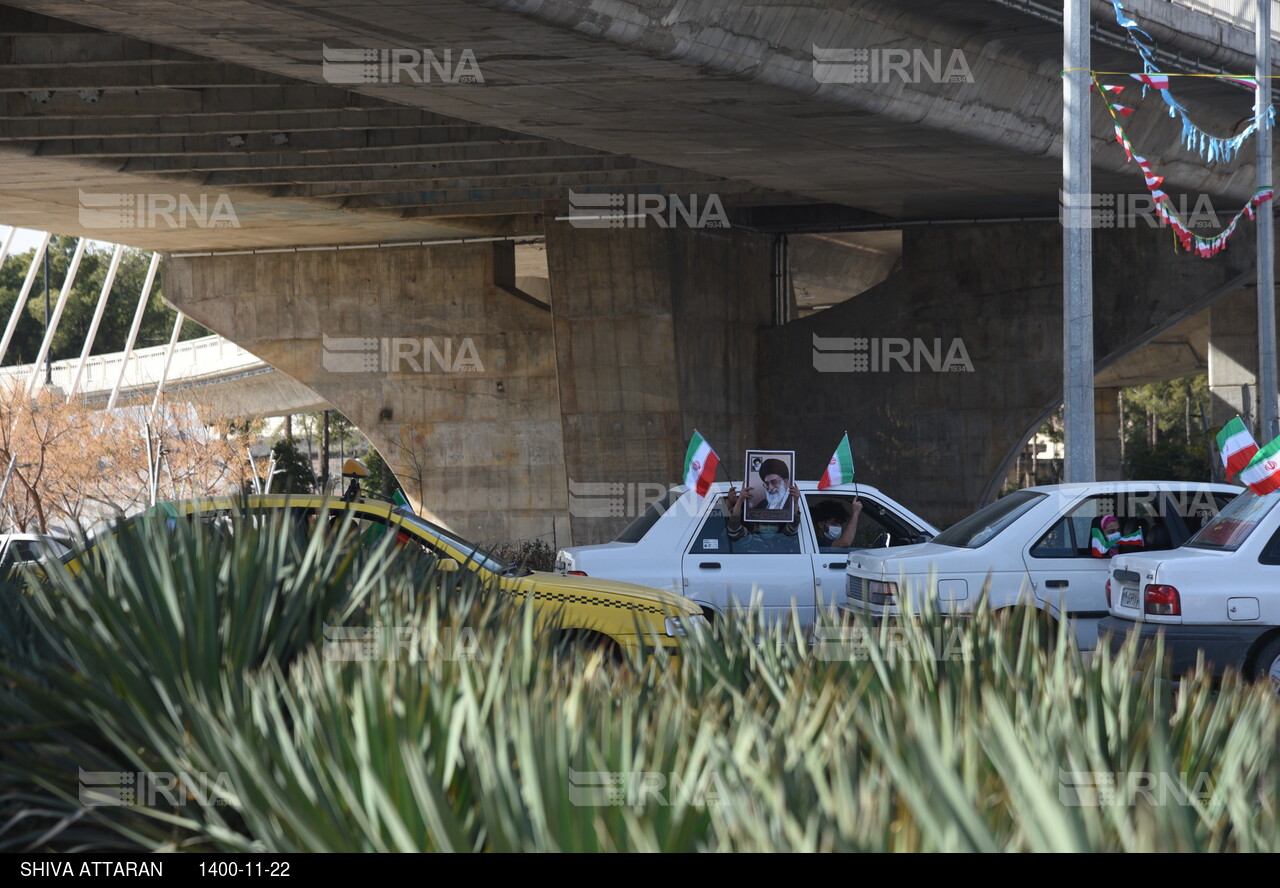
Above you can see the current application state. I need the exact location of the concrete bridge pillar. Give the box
[165,242,569,546]
[543,218,774,545]
[1208,288,1260,432]
[757,221,1254,525]
[1095,387,1123,481]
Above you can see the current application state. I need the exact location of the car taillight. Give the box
[1144,584,1180,616]
[568,570,587,577]
[868,580,897,606]
[1105,578,1112,608]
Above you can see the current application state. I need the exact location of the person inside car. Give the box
[811,498,864,550]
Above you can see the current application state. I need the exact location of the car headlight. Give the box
[665,614,709,637]
[868,580,897,606]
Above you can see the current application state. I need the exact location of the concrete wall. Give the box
[545,220,774,545]
[165,242,568,546]
[757,222,1255,526]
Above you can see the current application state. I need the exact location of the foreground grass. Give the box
[0,514,1277,851]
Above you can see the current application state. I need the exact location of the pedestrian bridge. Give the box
[0,333,328,419]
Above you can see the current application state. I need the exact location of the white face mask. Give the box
[824,524,843,541]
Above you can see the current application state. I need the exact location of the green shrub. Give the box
[2,518,1278,852]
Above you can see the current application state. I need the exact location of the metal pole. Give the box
[143,423,156,507]
[0,453,17,523]
[1258,0,1279,441]
[1064,0,1096,482]
[68,243,124,401]
[27,237,87,395]
[149,311,185,421]
[0,231,51,367]
[321,409,330,494]
[106,252,160,412]
[42,247,50,384]
[0,227,16,272]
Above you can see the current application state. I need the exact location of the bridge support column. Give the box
[165,242,568,546]
[544,218,774,545]
[1094,387,1123,480]
[1208,288,1261,433]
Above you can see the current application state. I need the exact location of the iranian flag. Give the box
[1131,73,1170,88]
[1090,526,1114,558]
[1240,436,1280,495]
[683,430,719,497]
[1118,528,1144,548]
[1216,416,1259,478]
[818,433,854,490]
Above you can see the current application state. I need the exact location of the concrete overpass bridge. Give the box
[0,0,1275,543]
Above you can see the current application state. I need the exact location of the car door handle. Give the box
[1045,579,1069,589]
[825,562,847,570]
[699,562,721,570]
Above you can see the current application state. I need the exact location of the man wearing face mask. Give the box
[812,499,864,550]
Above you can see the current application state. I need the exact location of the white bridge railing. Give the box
[0,334,268,401]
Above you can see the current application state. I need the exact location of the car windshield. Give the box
[1185,490,1280,552]
[391,508,507,572]
[614,489,683,543]
[931,490,1046,548]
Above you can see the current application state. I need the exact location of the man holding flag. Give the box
[813,432,863,550]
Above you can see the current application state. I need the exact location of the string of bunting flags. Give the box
[1092,72,1274,258]
[1108,0,1274,163]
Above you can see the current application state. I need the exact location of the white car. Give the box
[1100,489,1280,684]
[0,533,71,570]
[843,481,1241,652]
[556,481,939,628]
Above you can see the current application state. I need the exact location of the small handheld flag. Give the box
[683,430,720,498]
[818,433,854,490]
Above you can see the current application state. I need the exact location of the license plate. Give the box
[1120,586,1139,609]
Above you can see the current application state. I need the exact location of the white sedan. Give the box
[843,481,1241,652]
[1100,489,1280,685]
[556,481,939,628]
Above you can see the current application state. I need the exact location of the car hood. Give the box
[519,570,697,614]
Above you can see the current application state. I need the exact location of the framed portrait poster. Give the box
[743,450,796,524]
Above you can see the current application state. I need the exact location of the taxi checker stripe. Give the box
[511,589,665,615]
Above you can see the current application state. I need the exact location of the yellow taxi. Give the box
[70,493,707,657]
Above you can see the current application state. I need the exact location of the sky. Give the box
[1,226,119,259]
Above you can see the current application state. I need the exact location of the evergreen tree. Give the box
[268,437,315,494]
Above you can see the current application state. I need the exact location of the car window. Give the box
[615,489,681,543]
[804,495,915,550]
[688,497,801,555]
[933,490,1045,548]
[1187,490,1279,552]
[1029,491,1169,558]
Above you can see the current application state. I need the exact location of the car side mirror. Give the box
[437,557,461,573]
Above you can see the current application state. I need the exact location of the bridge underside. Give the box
[3,0,1276,538]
